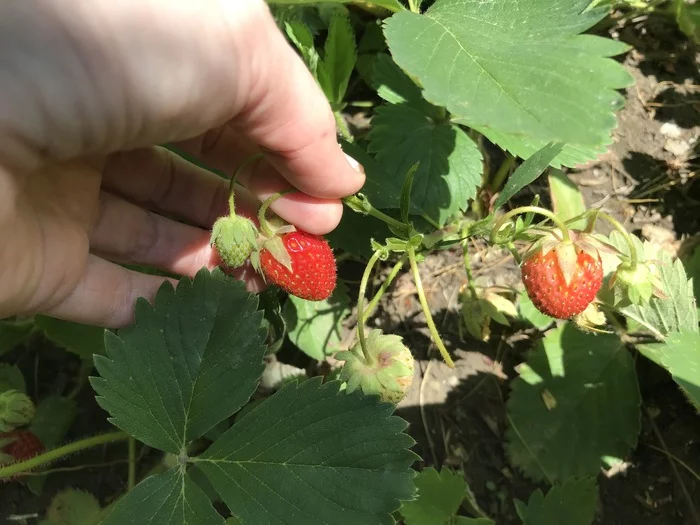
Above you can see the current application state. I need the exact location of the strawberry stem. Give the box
[342,195,410,236]
[407,243,455,368]
[491,205,570,244]
[357,250,383,364]
[0,431,128,480]
[227,153,264,217]
[362,256,406,324]
[258,189,296,238]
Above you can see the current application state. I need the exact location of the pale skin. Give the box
[0,0,365,328]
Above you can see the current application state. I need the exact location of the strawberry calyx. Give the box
[336,330,415,404]
[608,259,666,305]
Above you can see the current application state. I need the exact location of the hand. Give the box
[0,0,365,328]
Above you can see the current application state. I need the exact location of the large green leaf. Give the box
[91,269,267,454]
[35,316,105,359]
[514,478,598,525]
[284,283,352,360]
[367,103,483,226]
[318,13,356,105]
[607,231,698,339]
[384,0,632,149]
[506,324,640,482]
[196,378,417,525]
[399,467,468,525]
[101,469,225,525]
[658,332,700,410]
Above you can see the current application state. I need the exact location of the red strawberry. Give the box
[0,429,44,479]
[259,230,336,301]
[522,247,603,319]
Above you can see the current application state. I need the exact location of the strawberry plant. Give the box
[1,0,698,524]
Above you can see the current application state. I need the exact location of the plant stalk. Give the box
[342,196,409,234]
[407,244,455,368]
[0,431,128,480]
[127,436,136,491]
[490,205,570,244]
[589,211,639,267]
[227,153,264,216]
[357,250,383,364]
[362,257,406,324]
[258,189,296,238]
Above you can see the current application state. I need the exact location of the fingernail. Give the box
[344,153,365,175]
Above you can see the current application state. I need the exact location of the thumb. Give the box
[229,3,365,200]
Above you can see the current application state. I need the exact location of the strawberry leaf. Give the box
[90,268,267,454]
[269,0,405,12]
[548,170,587,229]
[284,283,352,360]
[319,12,356,106]
[100,469,224,525]
[399,467,469,525]
[35,316,105,359]
[606,231,698,339]
[384,0,632,149]
[514,478,598,525]
[196,378,417,525]
[0,363,26,393]
[367,103,482,226]
[506,324,640,482]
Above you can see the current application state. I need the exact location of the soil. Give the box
[1,8,699,525]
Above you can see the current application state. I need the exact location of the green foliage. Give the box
[91,269,267,454]
[607,231,698,339]
[269,0,405,12]
[399,467,486,525]
[675,0,700,43]
[0,319,34,357]
[284,282,352,360]
[0,363,26,392]
[518,290,554,331]
[493,142,564,209]
[101,469,225,525]
[35,316,105,359]
[654,331,700,410]
[197,378,417,525]
[506,324,640,482]
[514,478,598,525]
[90,269,415,525]
[548,170,587,229]
[319,13,356,106]
[384,0,632,165]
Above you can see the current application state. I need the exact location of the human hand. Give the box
[0,0,365,327]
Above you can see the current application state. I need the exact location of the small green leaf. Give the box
[493,142,564,209]
[100,469,225,525]
[285,21,319,76]
[659,332,700,410]
[321,13,356,105]
[607,231,698,338]
[516,478,598,525]
[548,169,586,229]
[675,0,700,44]
[91,269,267,454]
[35,316,105,359]
[284,283,352,360]
[400,162,420,224]
[368,103,483,226]
[0,364,26,393]
[681,243,700,303]
[399,467,466,525]
[518,290,554,331]
[506,324,640,482]
[0,319,33,357]
[197,378,417,525]
[385,0,632,146]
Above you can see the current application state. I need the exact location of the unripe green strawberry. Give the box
[210,215,258,269]
[608,261,665,306]
[257,230,336,301]
[336,330,414,404]
[43,488,102,525]
[0,390,35,431]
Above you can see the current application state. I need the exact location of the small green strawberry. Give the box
[0,390,35,431]
[210,215,258,269]
[608,260,666,306]
[336,330,414,404]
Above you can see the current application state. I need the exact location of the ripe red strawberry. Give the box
[259,230,336,301]
[521,247,603,319]
[0,429,44,479]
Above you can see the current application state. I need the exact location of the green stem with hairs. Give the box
[257,189,296,238]
[334,111,353,143]
[0,431,128,480]
[127,437,136,490]
[357,250,383,364]
[490,205,571,244]
[362,257,406,324]
[227,153,265,217]
[342,195,409,234]
[461,238,478,299]
[407,243,455,368]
